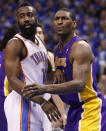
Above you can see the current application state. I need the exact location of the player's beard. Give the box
[18,22,37,39]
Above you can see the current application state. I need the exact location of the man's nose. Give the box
[57,19,63,24]
[24,16,29,22]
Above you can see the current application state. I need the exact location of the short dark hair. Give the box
[17,2,36,14]
[18,2,32,9]
[59,8,76,21]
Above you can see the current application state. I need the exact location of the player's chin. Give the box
[24,27,32,32]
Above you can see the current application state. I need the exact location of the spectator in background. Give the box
[98,74,106,98]
[0,16,12,40]
[98,39,106,74]
[87,30,99,57]
[36,23,45,42]
[99,20,106,40]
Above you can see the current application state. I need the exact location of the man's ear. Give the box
[72,21,77,28]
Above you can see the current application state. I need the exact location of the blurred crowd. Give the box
[0,0,106,130]
[0,0,106,102]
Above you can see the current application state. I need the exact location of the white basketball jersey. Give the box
[15,33,48,85]
[4,34,52,131]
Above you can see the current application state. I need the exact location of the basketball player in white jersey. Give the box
[4,2,61,131]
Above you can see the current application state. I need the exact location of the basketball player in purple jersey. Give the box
[0,50,7,131]
[22,8,106,131]
[0,25,17,131]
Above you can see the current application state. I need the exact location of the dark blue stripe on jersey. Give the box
[22,98,29,131]
[20,71,29,131]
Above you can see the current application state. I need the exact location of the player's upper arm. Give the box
[4,38,23,79]
[70,41,93,87]
[71,41,93,64]
[5,38,23,60]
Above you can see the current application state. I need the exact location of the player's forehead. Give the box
[17,6,34,15]
[36,27,42,31]
[54,10,70,18]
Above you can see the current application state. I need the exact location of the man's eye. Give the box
[19,14,24,18]
[54,17,59,20]
[28,13,33,17]
[62,17,69,20]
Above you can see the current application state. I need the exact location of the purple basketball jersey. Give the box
[55,36,84,105]
[55,36,106,131]
[0,51,7,131]
[0,51,6,97]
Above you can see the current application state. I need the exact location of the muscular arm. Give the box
[5,39,25,95]
[5,38,46,104]
[45,41,93,94]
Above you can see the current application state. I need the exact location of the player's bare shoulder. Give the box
[70,40,94,64]
[5,37,26,59]
[6,37,23,51]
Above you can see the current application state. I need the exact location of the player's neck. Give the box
[21,33,35,43]
[59,32,76,48]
